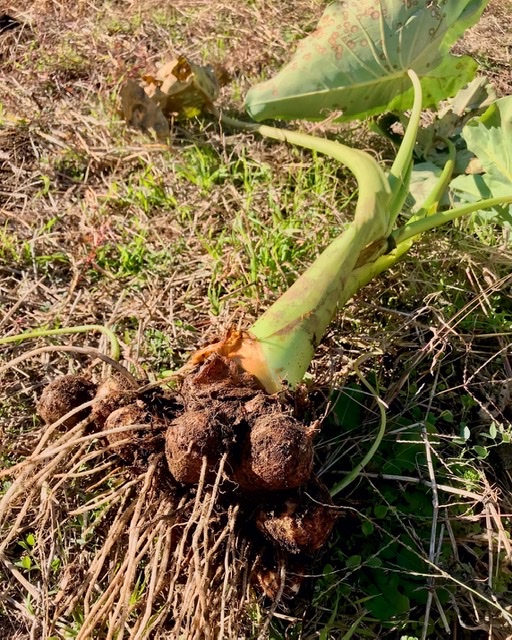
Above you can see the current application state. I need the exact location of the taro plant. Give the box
[2,1,512,638]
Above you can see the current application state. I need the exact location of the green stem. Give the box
[393,195,512,246]
[343,192,512,302]
[351,138,456,272]
[219,111,392,389]
[386,70,423,230]
[0,325,121,361]
[219,113,390,233]
[414,138,456,217]
[340,238,414,305]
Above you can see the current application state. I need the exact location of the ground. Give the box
[1,1,512,638]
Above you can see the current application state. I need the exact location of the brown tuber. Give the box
[233,414,314,492]
[165,409,234,485]
[105,403,163,462]
[37,375,96,428]
[255,478,338,554]
[92,375,135,428]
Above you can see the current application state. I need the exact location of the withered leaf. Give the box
[120,55,227,141]
[119,79,170,143]
[143,55,220,119]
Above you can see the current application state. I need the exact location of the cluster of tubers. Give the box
[37,354,338,595]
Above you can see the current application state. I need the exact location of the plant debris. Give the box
[120,55,228,141]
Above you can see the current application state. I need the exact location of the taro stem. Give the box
[218,75,425,392]
[0,325,121,361]
[213,70,512,393]
[216,125,392,392]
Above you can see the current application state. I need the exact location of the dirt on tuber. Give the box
[105,402,165,463]
[37,374,96,428]
[255,477,338,554]
[165,409,235,484]
[233,414,315,492]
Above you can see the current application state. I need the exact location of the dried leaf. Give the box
[119,79,170,143]
[120,55,226,141]
[143,55,220,119]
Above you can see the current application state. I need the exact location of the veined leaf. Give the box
[407,162,445,213]
[245,0,489,122]
[450,96,512,225]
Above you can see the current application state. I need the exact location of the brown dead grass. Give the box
[455,0,512,96]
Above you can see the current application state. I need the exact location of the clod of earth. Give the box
[37,374,96,428]
[119,79,170,143]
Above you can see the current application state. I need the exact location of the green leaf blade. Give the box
[450,96,512,225]
[462,98,512,181]
[245,0,488,122]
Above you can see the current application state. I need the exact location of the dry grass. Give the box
[1,0,512,638]
[455,0,512,96]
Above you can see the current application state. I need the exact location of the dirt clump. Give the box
[37,374,96,428]
[35,352,337,606]
[181,353,262,406]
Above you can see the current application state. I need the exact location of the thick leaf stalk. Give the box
[221,71,424,391]
[215,74,512,393]
[217,116,391,391]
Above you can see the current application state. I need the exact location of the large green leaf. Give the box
[245,0,488,122]
[450,96,512,226]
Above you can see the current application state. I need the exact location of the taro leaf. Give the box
[438,76,497,119]
[450,96,512,226]
[245,0,489,122]
[143,55,220,119]
[407,162,444,213]
[414,77,497,160]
